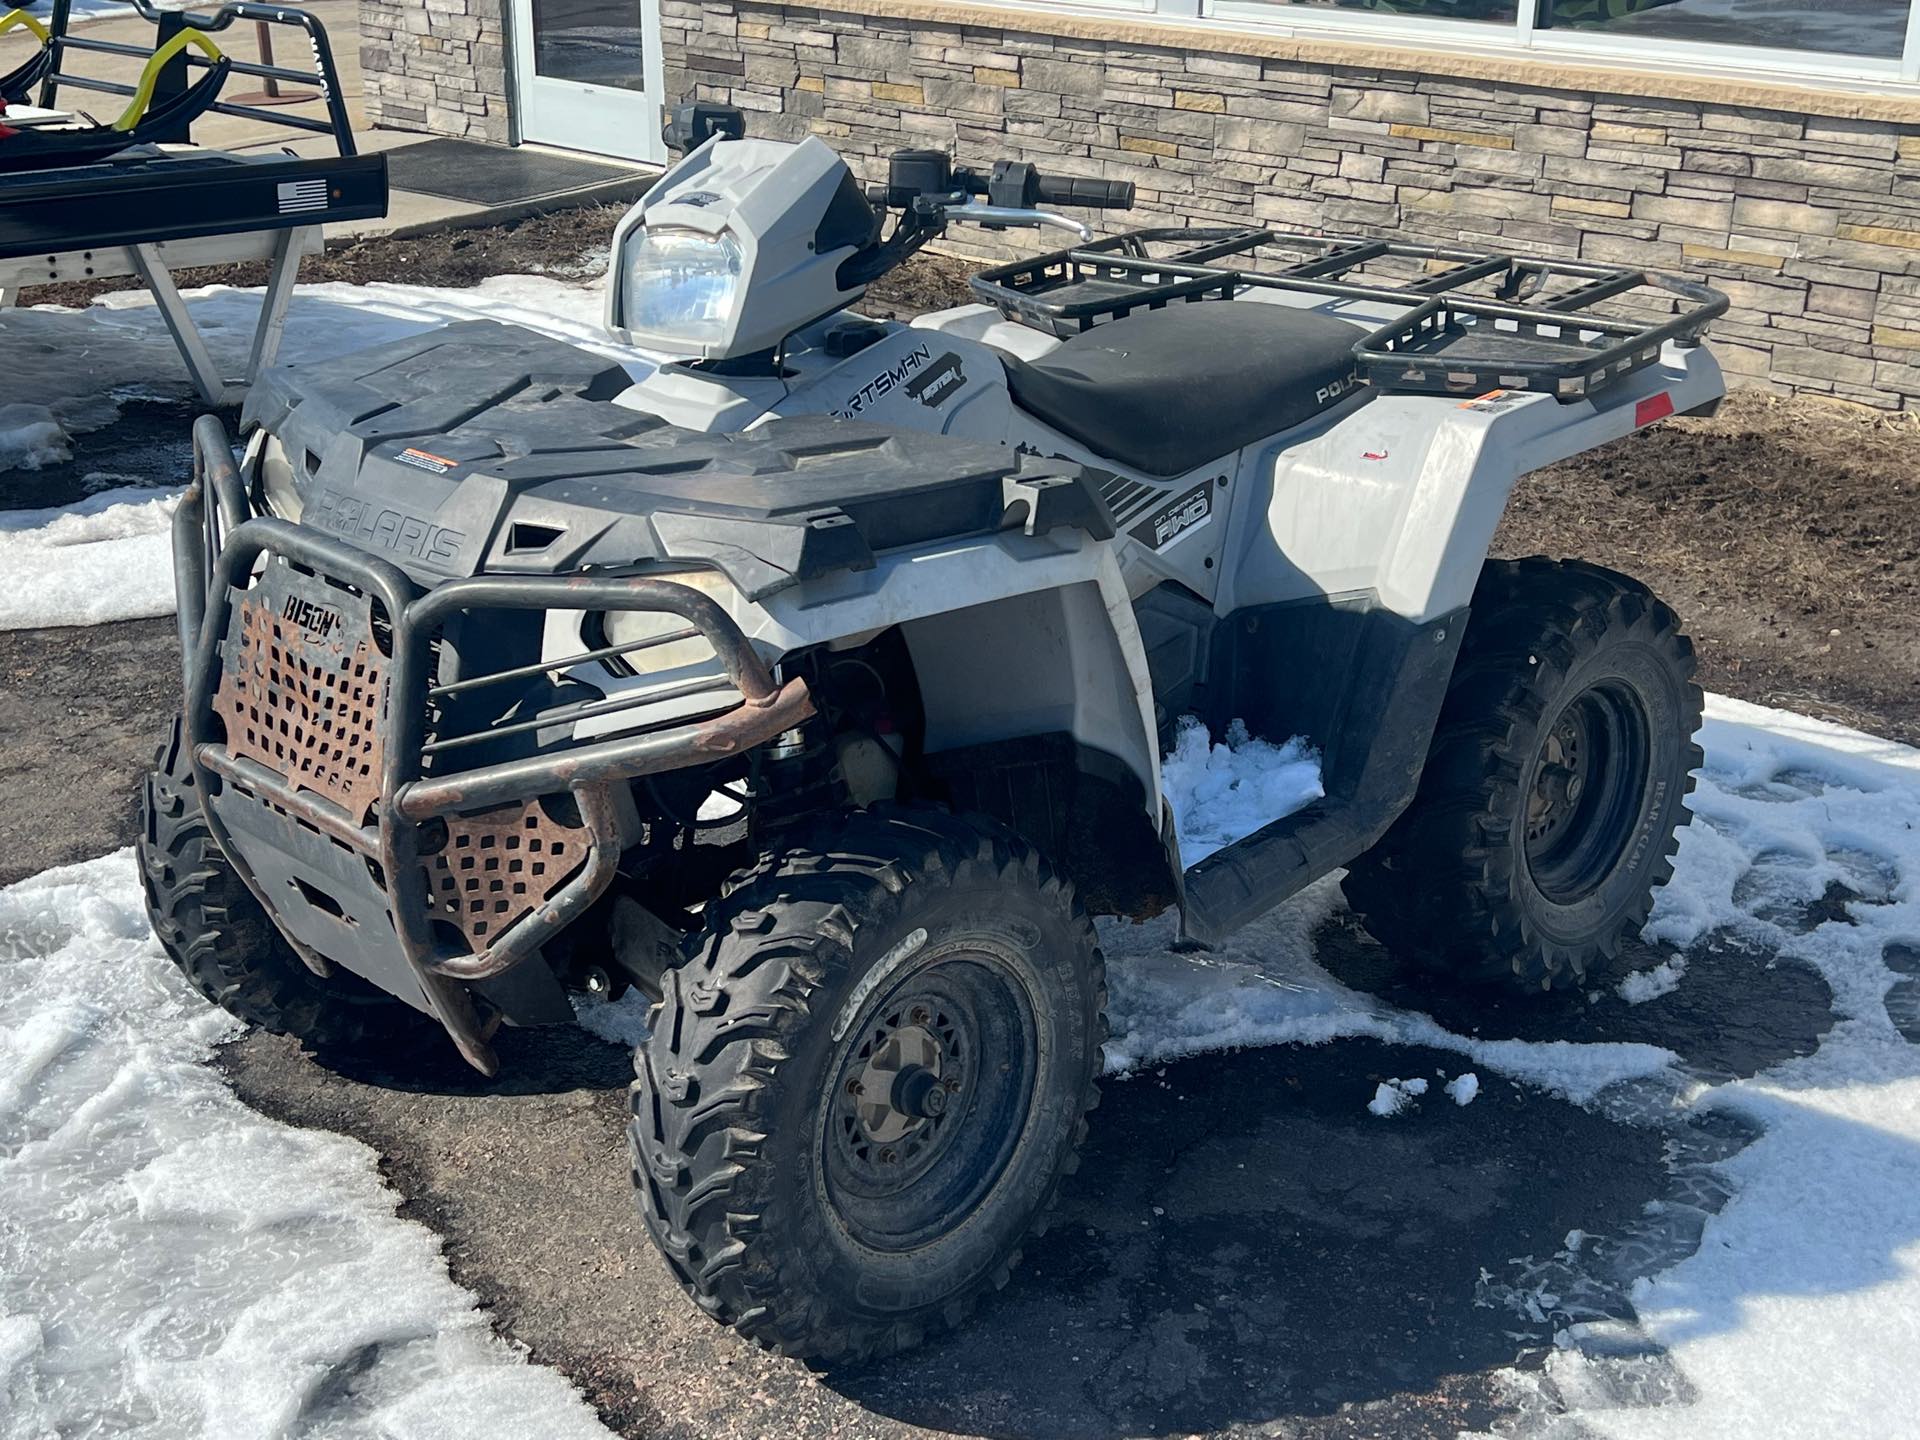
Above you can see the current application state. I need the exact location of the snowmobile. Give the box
[143,101,1727,1362]
[0,26,232,171]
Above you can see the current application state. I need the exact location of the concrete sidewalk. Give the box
[0,0,653,236]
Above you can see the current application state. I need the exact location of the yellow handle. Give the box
[113,27,222,131]
[0,9,52,43]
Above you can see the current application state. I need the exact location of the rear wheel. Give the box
[138,718,426,1048]
[1342,558,1703,991]
[630,805,1105,1362]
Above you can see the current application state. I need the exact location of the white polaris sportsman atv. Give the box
[142,101,1727,1362]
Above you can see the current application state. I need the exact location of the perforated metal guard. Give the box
[422,800,587,950]
[212,573,389,825]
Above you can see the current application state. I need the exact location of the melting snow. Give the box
[1367,1077,1428,1117]
[1475,695,1920,1440]
[1158,716,1323,865]
[1446,1072,1481,1106]
[0,274,651,629]
[0,486,182,631]
[0,403,70,472]
[0,855,613,1438]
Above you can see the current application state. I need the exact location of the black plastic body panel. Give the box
[1177,598,1468,946]
[245,319,1110,597]
[0,151,388,261]
[925,732,1178,920]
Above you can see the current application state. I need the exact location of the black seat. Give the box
[1001,302,1366,478]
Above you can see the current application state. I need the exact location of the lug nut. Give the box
[910,1005,931,1025]
[880,1147,899,1165]
[845,1078,863,1096]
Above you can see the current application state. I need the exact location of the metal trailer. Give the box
[0,0,387,402]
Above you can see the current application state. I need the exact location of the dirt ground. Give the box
[0,211,1912,1436]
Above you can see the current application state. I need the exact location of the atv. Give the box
[143,102,1727,1362]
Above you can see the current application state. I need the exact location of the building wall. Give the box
[361,0,511,143]
[652,1,1920,409]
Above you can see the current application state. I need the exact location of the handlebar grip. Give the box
[1033,175,1136,209]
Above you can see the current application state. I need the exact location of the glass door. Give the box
[509,0,665,164]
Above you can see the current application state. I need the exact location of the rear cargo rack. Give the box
[971,227,1728,402]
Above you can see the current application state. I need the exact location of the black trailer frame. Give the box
[0,0,387,401]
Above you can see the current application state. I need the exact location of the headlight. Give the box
[618,227,743,347]
[598,569,737,676]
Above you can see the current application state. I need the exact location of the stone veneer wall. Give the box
[361,0,511,143]
[651,0,1920,409]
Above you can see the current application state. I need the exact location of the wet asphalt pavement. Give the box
[216,920,1846,1440]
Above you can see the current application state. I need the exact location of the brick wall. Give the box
[656,0,1920,409]
[361,0,511,143]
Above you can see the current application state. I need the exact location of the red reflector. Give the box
[1636,392,1676,427]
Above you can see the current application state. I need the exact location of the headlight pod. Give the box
[597,569,738,676]
[618,226,743,348]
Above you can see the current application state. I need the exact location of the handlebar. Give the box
[952,161,1135,212]
[1032,175,1135,210]
[840,148,1134,288]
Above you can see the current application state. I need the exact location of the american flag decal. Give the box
[276,178,329,214]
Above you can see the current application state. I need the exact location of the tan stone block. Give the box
[1389,123,1513,151]
[795,75,823,93]
[1873,325,1920,349]
[1839,222,1920,251]
[1120,135,1178,158]
[1174,89,1225,113]
[1684,242,1788,272]
[872,81,924,104]
[974,65,1019,86]
[1591,121,1666,146]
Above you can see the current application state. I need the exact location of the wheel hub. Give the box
[1526,721,1588,845]
[821,949,1039,1254]
[1523,682,1653,905]
[847,1020,952,1145]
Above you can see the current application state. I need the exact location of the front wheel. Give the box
[1342,558,1704,992]
[629,805,1106,1362]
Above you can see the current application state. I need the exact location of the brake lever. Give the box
[940,203,1093,243]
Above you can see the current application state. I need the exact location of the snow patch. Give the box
[1367,1076,1428,1117]
[0,854,613,1438]
[1159,716,1323,865]
[1446,1071,1481,1106]
[0,403,70,472]
[1619,956,1688,1005]
[0,486,182,630]
[1,271,642,483]
[573,989,653,1049]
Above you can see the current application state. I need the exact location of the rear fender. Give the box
[1220,342,1726,623]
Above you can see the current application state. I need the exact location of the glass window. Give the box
[1537,0,1911,60]
[530,0,647,90]
[1260,0,1519,23]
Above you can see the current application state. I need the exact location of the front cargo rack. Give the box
[971,226,1728,402]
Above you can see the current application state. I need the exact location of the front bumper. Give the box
[174,416,813,1071]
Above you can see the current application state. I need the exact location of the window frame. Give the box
[987,0,1920,92]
